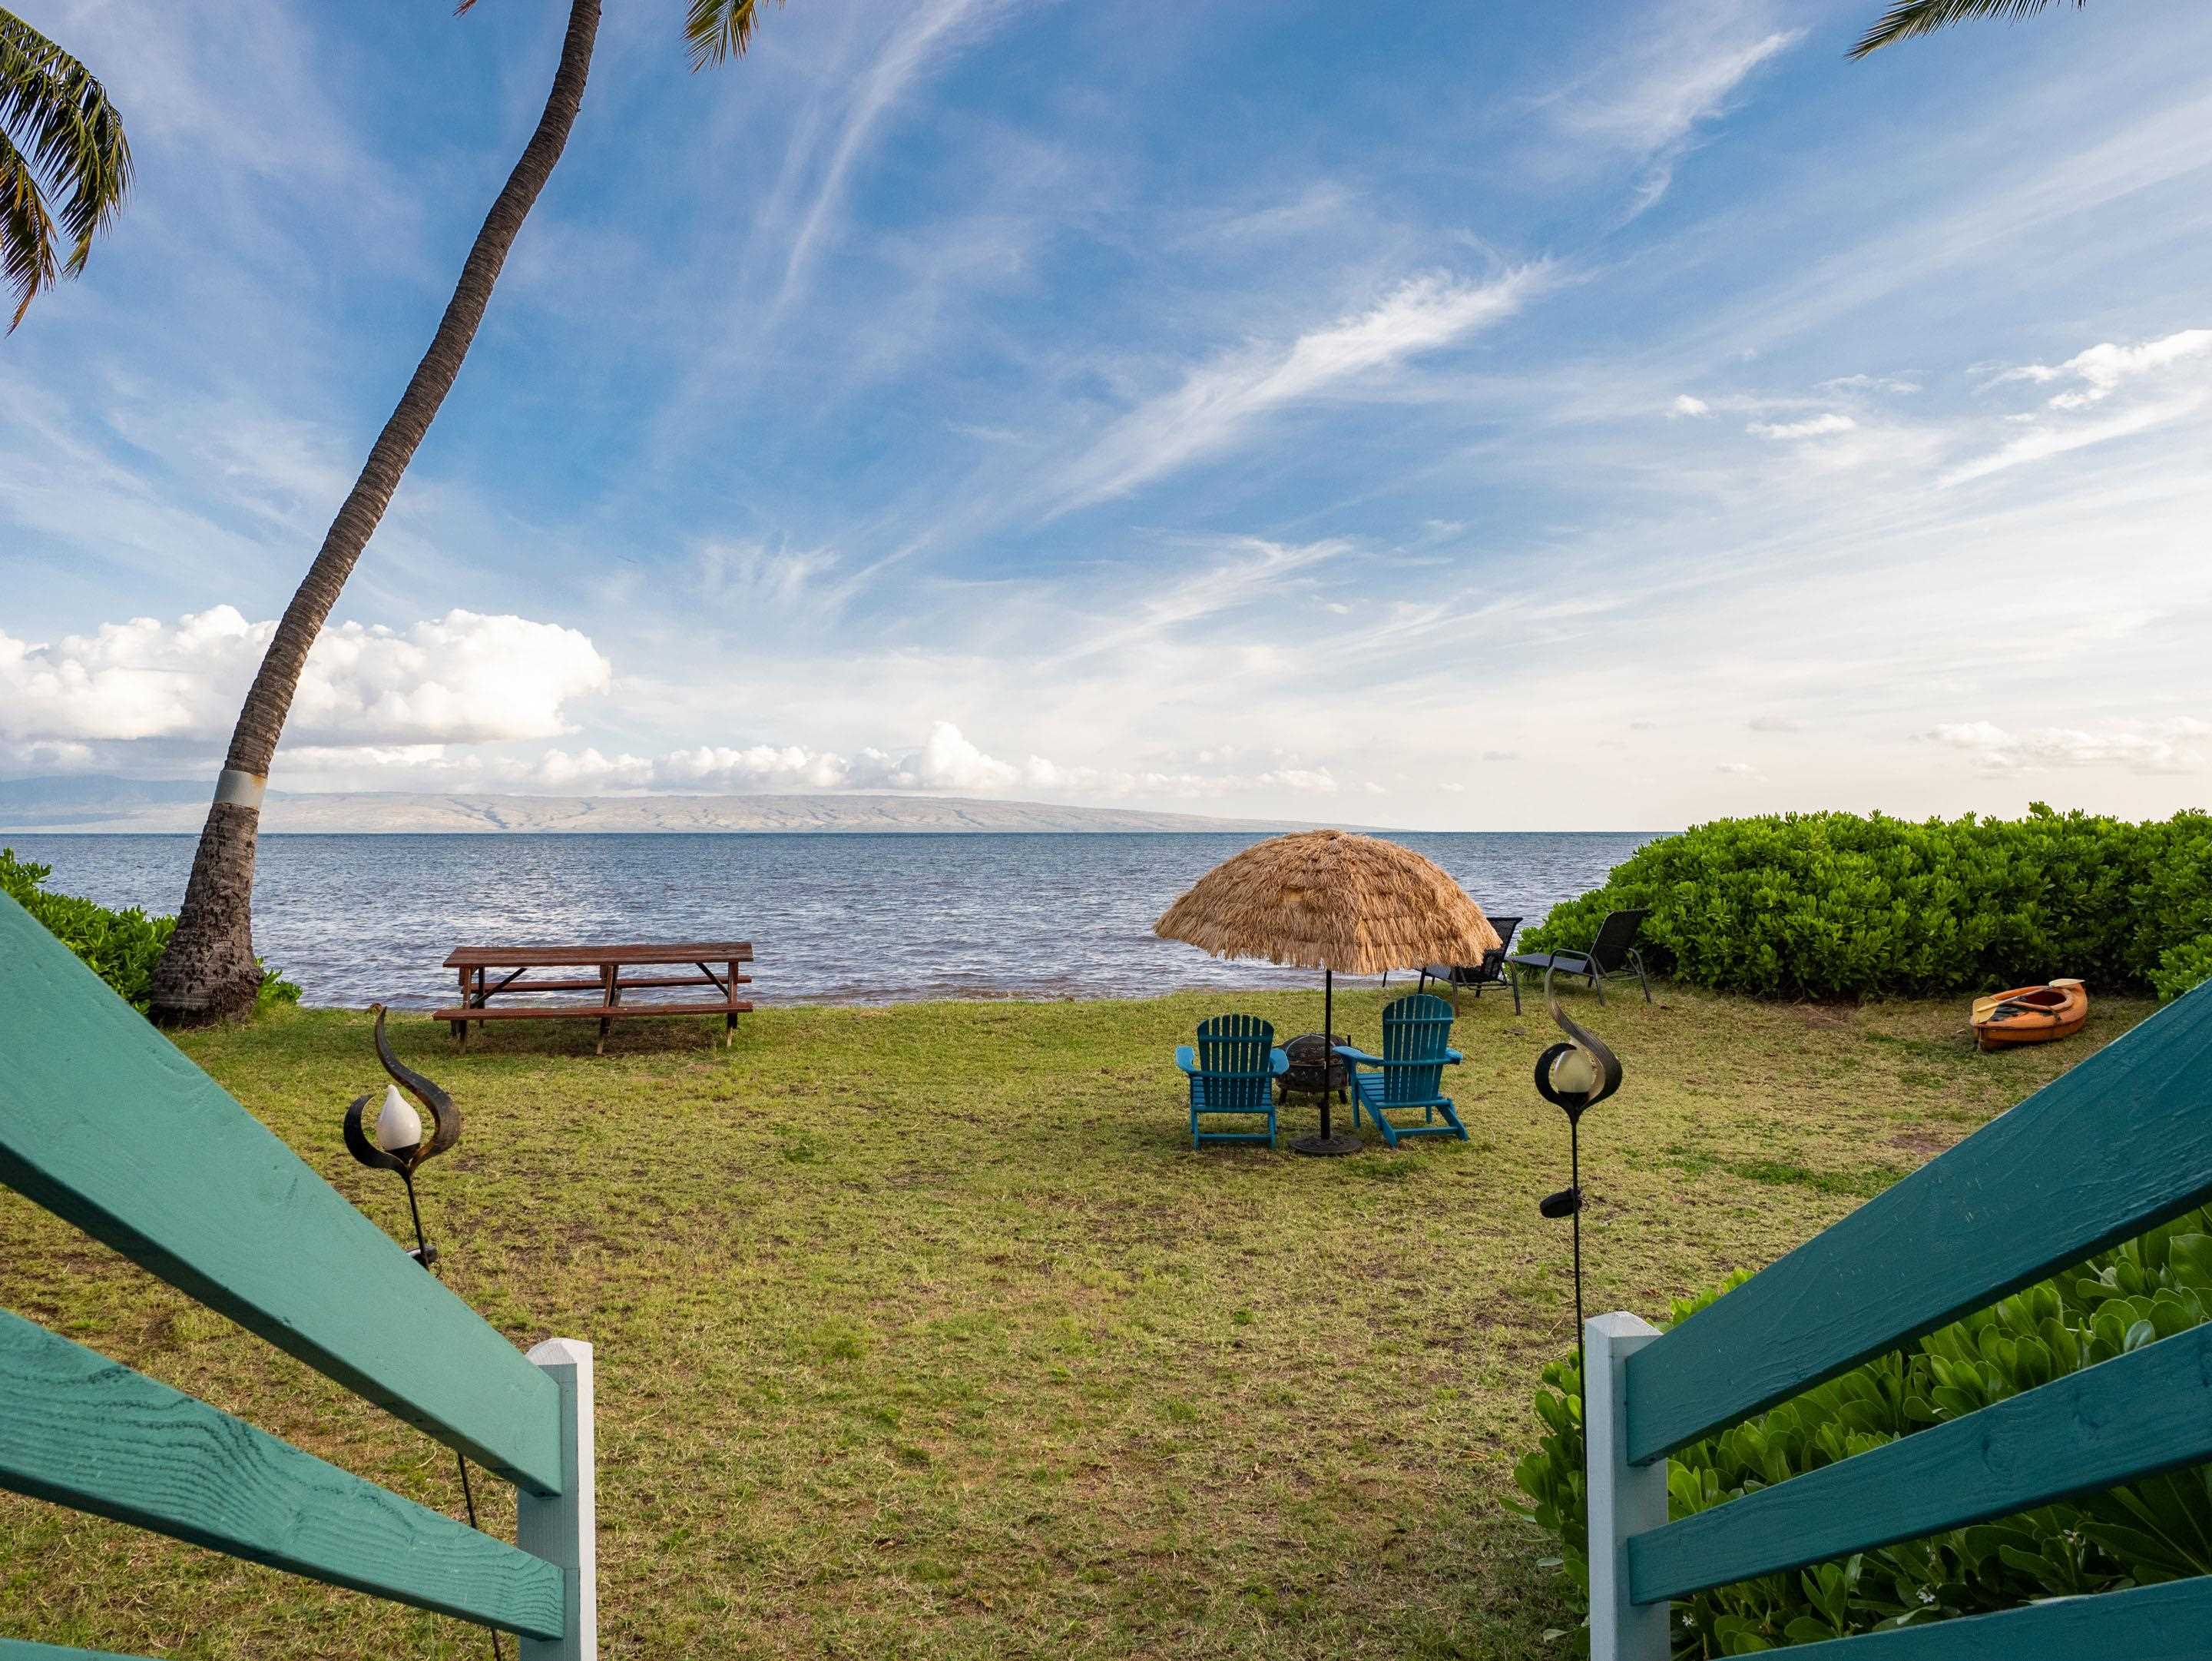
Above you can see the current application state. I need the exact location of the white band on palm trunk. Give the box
[213,768,267,810]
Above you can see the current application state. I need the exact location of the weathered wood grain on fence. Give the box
[0,897,562,1494]
[1786,1571,2212,1657]
[1631,1323,2212,1602]
[0,1310,565,1639]
[1626,986,2212,1461]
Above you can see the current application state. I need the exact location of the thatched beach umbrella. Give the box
[1155,829,1502,1155]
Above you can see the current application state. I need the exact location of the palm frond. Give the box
[0,127,56,330]
[686,0,781,71]
[0,7,131,329]
[1851,0,2087,58]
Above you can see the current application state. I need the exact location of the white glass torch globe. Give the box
[1548,1045,1600,1097]
[373,1084,423,1155]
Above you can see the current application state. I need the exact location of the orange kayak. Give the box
[1972,979,2088,1050]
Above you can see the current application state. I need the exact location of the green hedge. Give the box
[1511,1208,2212,1654]
[1,848,300,1015]
[1521,806,2212,1000]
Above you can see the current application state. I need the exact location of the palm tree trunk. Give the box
[148,0,602,1024]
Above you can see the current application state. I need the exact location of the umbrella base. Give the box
[1290,1132,1363,1158]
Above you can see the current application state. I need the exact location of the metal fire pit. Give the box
[1278,1032,1350,1105]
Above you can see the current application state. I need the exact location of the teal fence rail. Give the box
[0,895,596,1658]
[1584,980,2212,1659]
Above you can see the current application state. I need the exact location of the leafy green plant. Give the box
[1509,1209,2212,1654]
[1524,806,2212,1000]
[2150,937,2212,1004]
[2,848,299,1015]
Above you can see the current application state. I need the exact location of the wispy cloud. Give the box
[1820,374,1922,396]
[1045,267,1550,512]
[1747,413,1855,440]
[1559,25,1798,151]
[1543,16,1801,214]
[774,0,1018,311]
[1942,396,2206,486]
[1926,718,2210,774]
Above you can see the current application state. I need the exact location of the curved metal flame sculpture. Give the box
[343,1004,462,1175]
[1532,967,1626,1394]
[1532,984,1623,1123]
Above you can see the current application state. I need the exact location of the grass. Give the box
[0,983,2154,1659]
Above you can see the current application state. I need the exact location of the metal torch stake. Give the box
[1532,969,1622,1423]
[1570,1112,1584,1394]
[399,1174,501,1661]
[346,1008,499,1661]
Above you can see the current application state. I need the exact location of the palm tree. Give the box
[1,8,132,330]
[1853,0,2090,58]
[148,0,777,1023]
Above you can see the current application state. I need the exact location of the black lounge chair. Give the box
[1416,916,1524,1013]
[1506,907,1652,1005]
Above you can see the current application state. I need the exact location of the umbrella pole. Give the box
[1293,966,1360,1157]
[1322,968,1333,1138]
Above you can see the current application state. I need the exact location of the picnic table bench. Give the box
[435,941,754,1053]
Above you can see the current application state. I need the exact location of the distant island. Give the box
[0,776,1353,835]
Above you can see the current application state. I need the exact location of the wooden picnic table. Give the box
[434,940,754,1053]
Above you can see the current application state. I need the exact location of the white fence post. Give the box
[1585,1312,1668,1661]
[518,1338,596,1661]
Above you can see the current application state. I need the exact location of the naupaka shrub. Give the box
[1522,806,2212,1000]
[1,847,300,1014]
[1510,1207,2212,1654]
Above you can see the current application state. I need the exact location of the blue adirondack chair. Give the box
[1176,1014,1290,1149]
[1333,993,1467,1148]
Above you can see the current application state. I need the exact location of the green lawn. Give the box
[0,984,2151,1659]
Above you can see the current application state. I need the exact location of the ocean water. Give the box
[7,831,1661,1008]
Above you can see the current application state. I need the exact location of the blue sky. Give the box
[5,0,2210,830]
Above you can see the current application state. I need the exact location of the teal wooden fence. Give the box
[1584,981,2212,1658]
[0,896,595,1658]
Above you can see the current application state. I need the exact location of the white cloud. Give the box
[1747,413,1856,440]
[1548,25,1801,214]
[2004,327,2212,408]
[1048,267,1548,510]
[657,744,852,792]
[1931,328,2212,486]
[512,748,657,792]
[290,612,611,744]
[889,721,1021,791]
[1820,374,1921,395]
[0,608,611,749]
[1671,394,1711,417]
[1926,718,2210,774]
[1561,30,1800,157]
[273,724,1369,807]
[1715,761,1763,777]
[1252,768,1340,796]
[1939,396,2202,486]
[0,607,260,743]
